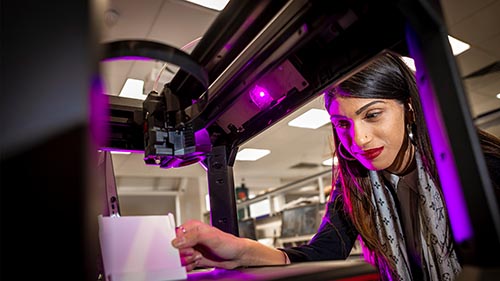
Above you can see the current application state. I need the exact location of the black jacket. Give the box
[281,188,358,262]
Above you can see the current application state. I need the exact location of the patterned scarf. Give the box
[368,151,461,280]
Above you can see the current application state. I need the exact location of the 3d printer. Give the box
[102,0,499,276]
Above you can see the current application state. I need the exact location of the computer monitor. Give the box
[280,204,324,238]
[238,218,257,240]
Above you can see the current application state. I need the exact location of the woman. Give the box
[171,52,500,280]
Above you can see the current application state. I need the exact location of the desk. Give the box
[187,260,378,281]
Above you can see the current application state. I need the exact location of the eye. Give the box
[364,110,382,120]
[333,120,350,129]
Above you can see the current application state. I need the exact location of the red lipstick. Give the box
[360,147,384,160]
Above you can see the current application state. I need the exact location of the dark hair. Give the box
[324,52,441,275]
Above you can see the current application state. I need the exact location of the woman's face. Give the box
[327,96,407,171]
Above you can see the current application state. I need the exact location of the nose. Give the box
[352,124,371,148]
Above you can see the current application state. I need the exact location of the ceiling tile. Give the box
[465,72,500,93]
[440,0,496,26]
[465,92,494,116]
[446,1,500,46]
[464,73,500,118]
[455,48,497,76]
[479,33,500,58]
[148,0,218,49]
[102,0,164,41]
[476,73,500,95]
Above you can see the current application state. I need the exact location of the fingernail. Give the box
[172,237,185,247]
[194,254,202,261]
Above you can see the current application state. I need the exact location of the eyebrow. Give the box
[330,100,386,119]
[355,100,385,115]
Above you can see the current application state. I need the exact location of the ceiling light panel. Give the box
[448,35,470,56]
[236,148,271,161]
[184,0,229,11]
[118,78,146,100]
[322,157,338,166]
[288,108,330,129]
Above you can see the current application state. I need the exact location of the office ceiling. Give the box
[101,0,500,195]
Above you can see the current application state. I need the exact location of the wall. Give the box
[115,175,207,224]
[178,177,207,224]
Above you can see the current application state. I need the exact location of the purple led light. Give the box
[418,80,472,242]
[249,85,274,109]
[101,148,143,154]
[407,33,473,242]
[89,75,109,148]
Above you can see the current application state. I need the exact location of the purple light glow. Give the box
[409,50,473,242]
[90,75,109,148]
[419,81,472,242]
[223,43,233,51]
[249,85,274,109]
[100,148,143,154]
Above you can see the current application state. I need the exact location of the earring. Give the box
[407,123,416,144]
[405,103,417,145]
[337,142,356,161]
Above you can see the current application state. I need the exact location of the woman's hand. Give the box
[172,220,247,271]
[172,219,289,271]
